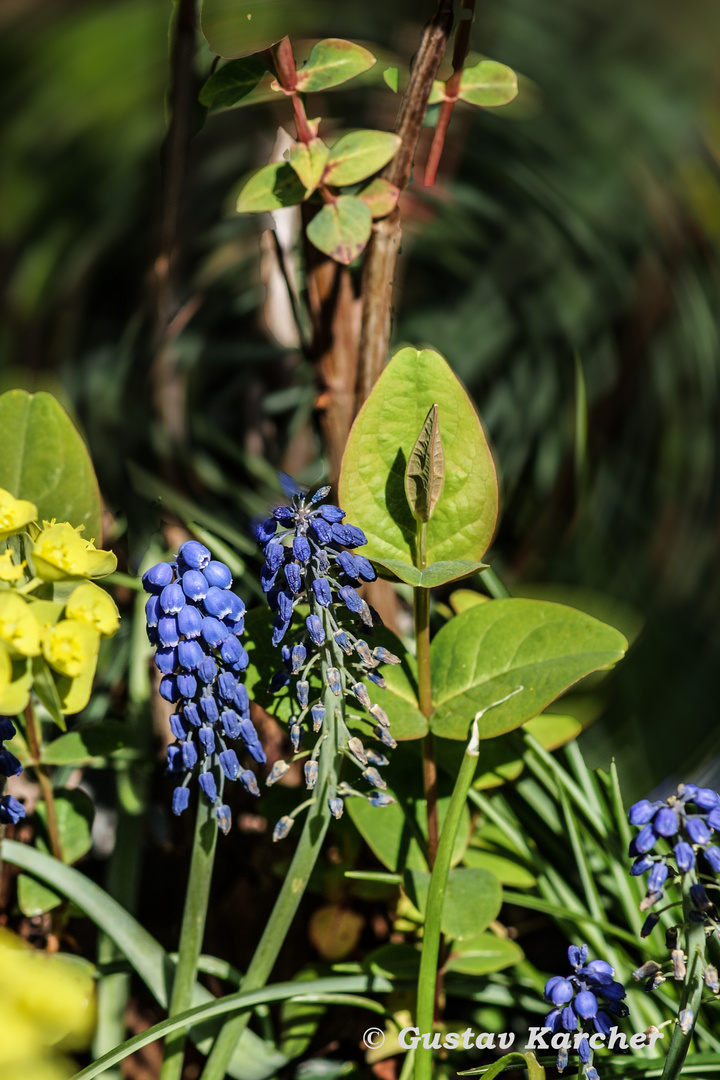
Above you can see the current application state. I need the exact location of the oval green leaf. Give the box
[339,348,498,569]
[463,849,536,888]
[430,598,628,740]
[372,558,487,588]
[359,178,400,219]
[0,390,102,540]
[295,39,376,93]
[306,195,372,265]
[458,60,518,108]
[288,138,330,195]
[348,788,470,874]
[236,161,307,214]
[17,873,63,917]
[324,130,401,186]
[446,932,524,976]
[403,866,502,939]
[36,788,94,864]
[41,719,131,765]
[200,0,316,58]
[199,56,268,109]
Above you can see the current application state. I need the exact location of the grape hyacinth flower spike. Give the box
[257,477,399,835]
[143,540,260,833]
[628,783,720,928]
[0,715,25,825]
[543,945,628,1077]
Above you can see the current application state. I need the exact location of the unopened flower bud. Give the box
[641,913,660,938]
[704,965,720,992]
[678,1009,694,1035]
[352,682,372,708]
[370,703,389,727]
[347,737,366,765]
[672,950,686,980]
[304,761,318,789]
[632,961,662,982]
[363,767,387,791]
[311,704,325,732]
[354,640,375,666]
[273,815,295,842]
[327,667,342,696]
[329,797,344,819]
[647,973,666,991]
[373,646,400,665]
[266,760,290,786]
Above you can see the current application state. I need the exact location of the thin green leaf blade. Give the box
[458,60,518,107]
[295,39,376,93]
[430,599,628,740]
[236,161,307,214]
[339,347,498,568]
[458,1052,535,1077]
[0,390,102,539]
[405,403,445,523]
[306,195,372,264]
[324,130,401,186]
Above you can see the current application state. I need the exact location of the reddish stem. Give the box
[271,37,314,145]
[424,0,476,186]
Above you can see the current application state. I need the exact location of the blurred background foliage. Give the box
[2,0,720,816]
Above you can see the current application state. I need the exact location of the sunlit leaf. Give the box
[358,178,400,218]
[383,67,399,92]
[35,788,94,864]
[236,161,307,214]
[445,932,524,975]
[458,60,518,107]
[405,404,445,523]
[287,138,330,195]
[306,196,372,264]
[295,39,376,93]
[324,130,401,186]
[372,558,487,588]
[403,866,502,938]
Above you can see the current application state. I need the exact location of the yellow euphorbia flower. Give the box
[0,550,26,581]
[0,592,42,657]
[65,582,120,637]
[0,487,37,539]
[32,522,116,581]
[0,928,95,1077]
[42,619,100,678]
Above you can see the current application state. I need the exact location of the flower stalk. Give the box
[661,875,708,1080]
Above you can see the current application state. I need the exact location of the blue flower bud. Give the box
[331,523,366,548]
[320,504,345,522]
[594,1011,614,1037]
[368,792,395,808]
[159,676,179,703]
[255,518,277,544]
[310,518,332,544]
[273,505,295,523]
[311,704,325,731]
[581,959,614,983]
[167,745,183,773]
[158,615,180,647]
[219,749,240,780]
[367,672,386,688]
[329,797,344,819]
[334,631,352,654]
[363,767,386,790]
[147,625,159,646]
[311,486,332,504]
[327,668,342,696]
[199,772,217,802]
[277,590,293,622]
[182,740,198,769]
[306,615,325,645]
[708,808,720,830]
[172,786,190,815]
[587,1067,600,1080]
[575,991,598,1019]
[273,815,294,841]
[377,727,397,749]
[216,804,233,833]
[355,555,376,581]
[178,639,204,671]
[338,585,363,614]
[296,681,309,708]
[145,594,161,627]
[545,977,574,1005]
[631,823,657,855]
[675,841,696,872]
[261,565,279,593]
[182,570,208,601]
[311,578,332,606]
[246,741,267,765]
[143,562,174,593]
[690,883,712,911]
[695,787,720,810]
[240,770,259,796]
[0,794,26,824]
[292,535,311,563]
[354,640,374,665]
[201,616,228,649]
[178,541,212,570]
[628,799,657,826]
[0,748,22,777]
[184,703,200,726]
[577,1036,591,1064]
[641,912,660,937]
[687,817,711,845]
[285,562,302,593]
[556,1048,568,1073]
[177,673,198,699]
[265,542,286,571]
[348,737,366,764]
[679,783,699,801]
[647,863,668,892]
[204,586,234,619]
[561,1005,578,1031]
[630,855,653,876]
[272,616,291,646]
[352,683,372,708]
[654,806,679,836]
[220,636,247,669]
[200,696,219,724]
[160,583,185,615]
[337,551,359,578]
[366,749,389,767]
[304,761,318,788]
[221,709,240,738]
[679,1009,694,1034]
[267,761,290,786]
[155,646,178,675]
[218,672,238,700]
[239,718,259,746]
[233,684,250,717]
[370,704,390,727]
[204,561,232,589]
[704,845,720,872]
[199,727,215,755]
[545,1009,562,1034]
[170,714,189,740]
[291,644,306,674]
[177,604,203,639]
[0,717,16,742]
[290,723,302,753]
[198,657,218,684]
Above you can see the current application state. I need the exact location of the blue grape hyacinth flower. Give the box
[143,540,259,833]
[256,477,399,829]
[0,715,25,826]
[628,783,720,924]
[544,945,628,1077]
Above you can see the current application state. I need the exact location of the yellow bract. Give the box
[32,522,117,581]
[66,582,120,637]
[42,619,100,678]
[0,591,42,657]
[0,929,95,1078]
[0,550,26,581]
[0,487,38,539]
[0,640,12,693]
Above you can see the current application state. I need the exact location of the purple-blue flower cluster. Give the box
[143,540,260,833]
[628,783,720,930]
[256,481,399,832]
[0,716,25,825]
[544,945,628,1077]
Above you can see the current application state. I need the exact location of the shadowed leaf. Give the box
[199,56,267,108]
[306,196,372,264]
[405,404,445,523]
[236,161,307,213]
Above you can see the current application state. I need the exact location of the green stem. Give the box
[661,877,707,1080]
[414,577,437,866]
[24,701,63,862]
[199,616,341,1080]
[160,793,218,1080]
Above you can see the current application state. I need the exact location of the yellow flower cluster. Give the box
[0,929,96,1080]
[31,521,117,581]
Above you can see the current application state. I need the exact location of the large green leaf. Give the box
[458,60,518,107]
[445,932,524,976]
[41,719,132,765]
[200,0,318,58]
[236,161,307,214]
[36,788,94,864]
[339,348,498,569]
[0,390,102,539]
[0,840,286,1080]
[430,599,628,740]
[199,56,268,108]
[324,130,401,186]
[295,39,376,93]
[404,866,502,939]
[372,558,487,588]
[306,196,372,264]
